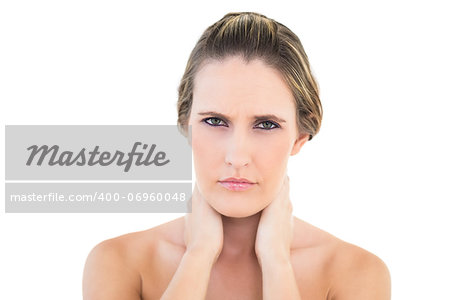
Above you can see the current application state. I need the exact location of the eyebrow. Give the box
[197,111,286,123]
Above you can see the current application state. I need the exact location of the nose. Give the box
[224,128,251,168]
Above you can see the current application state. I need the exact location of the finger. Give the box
[186,195,193,214]
[283,175,292,206]
[271,176,290,207]
[192,183,203,206]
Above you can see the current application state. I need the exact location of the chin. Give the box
[210,201,265,218]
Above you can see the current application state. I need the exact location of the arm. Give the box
[259,255,302,300]
[160,248,216,300]
[255,176,301,299]
[82,240,141,300]
[331,245,391,300]
[160,182,223,299]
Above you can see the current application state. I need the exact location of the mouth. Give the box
[218,177,256,191]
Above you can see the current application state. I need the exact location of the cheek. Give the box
[256,137,291,198]
[257,136,291,176]
[191,127,221,180]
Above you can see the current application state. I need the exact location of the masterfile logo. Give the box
[4,125,192,213]
[26,142,170,172]
[6,125,191,180]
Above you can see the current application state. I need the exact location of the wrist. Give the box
[185,245,220,264]
[259,254,294,279]
[256,250,291,267]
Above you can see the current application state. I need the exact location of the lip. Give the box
[218,177,256,191]
[220,177,255,184]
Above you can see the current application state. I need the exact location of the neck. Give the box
[219,211,262,260]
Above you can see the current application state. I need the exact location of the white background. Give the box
[1,0,449,299]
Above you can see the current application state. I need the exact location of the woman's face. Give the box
[188,56,309,218]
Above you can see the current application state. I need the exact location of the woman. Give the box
[83,12,391,299]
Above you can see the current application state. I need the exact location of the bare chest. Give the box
[205,258,263,300]
[140,246,331,300]
[206,266,330,300]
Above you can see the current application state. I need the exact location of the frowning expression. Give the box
[188,56,308,217]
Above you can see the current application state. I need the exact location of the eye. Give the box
[202,117,280,130]
[203,117,227,127]
[255,120,279,130]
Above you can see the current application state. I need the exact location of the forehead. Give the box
[192,56,295,113]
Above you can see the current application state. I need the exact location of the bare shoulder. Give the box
[82,231,144,299]
[291,218,391,300]
[328,239,391,300]
[82,217,185,300]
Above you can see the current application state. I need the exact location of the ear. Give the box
[290,133,309,156]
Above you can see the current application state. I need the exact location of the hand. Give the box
[184,182,224,263]
[255,175,294,264]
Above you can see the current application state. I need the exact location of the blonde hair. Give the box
[177,12,322,141]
